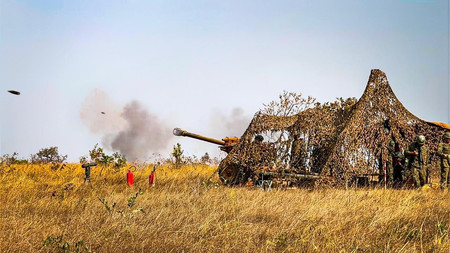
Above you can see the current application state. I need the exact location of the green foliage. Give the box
[273,232,289,251]
[43,235,89,252]
[127,193,138,208]
[171,143,184,169]
[1,152,28,165]
[127,191,143,208]
[99,154,114,167]
[202,178,220,189]
[87,144,127,170]
[112,152,127,169]
[99,191,145,218]
[88,144,104,163]
[31,147,67,164]
[79,156,88,164]
[436,220,448,241]
[98,198,116,214]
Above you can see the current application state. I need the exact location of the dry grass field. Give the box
[1,164,449,252]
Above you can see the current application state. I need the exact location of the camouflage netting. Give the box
[219,69,449,184]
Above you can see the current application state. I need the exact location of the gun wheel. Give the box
[219,164,240,185]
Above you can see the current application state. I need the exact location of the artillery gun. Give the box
[172,128,247,183]
[173,128,239,153]
[173,127,322,186]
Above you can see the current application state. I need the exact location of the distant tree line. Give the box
[1,143,221,169]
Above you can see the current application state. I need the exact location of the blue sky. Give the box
[1,0,448,161]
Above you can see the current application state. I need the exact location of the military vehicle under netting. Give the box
[175,69,450,187]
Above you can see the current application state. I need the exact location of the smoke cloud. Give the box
[80,88,127,134]
[109,101,172,161]
[80,89,172,161]
[209,107,251,137]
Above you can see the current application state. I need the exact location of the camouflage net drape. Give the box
[219,69,448,184]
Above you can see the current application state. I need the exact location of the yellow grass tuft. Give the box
[0,164,449,252]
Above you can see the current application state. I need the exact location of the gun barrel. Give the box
[173,128,226,146]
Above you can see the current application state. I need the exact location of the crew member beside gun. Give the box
[437,132,450,189]
[405,135,429,188]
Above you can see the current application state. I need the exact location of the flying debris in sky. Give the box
[7,90,20,95]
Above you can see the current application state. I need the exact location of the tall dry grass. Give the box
[0,164,449,252]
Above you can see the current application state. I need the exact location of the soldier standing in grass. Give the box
[82,163,97,184]
[380,120,395,185]
[405,135,429,188]
[384,139,396,185]
[437,132,450,189]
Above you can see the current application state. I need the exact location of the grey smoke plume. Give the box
[80,89,172,161]
[109,101,172,161]
[210,107,251,137]
[80,88,127,134]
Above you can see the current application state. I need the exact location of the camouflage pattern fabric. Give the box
[217,69,450,186]
[84,167,91,183]
[405,141,429,187]
[437,142,450,188]
[382,138,395,184]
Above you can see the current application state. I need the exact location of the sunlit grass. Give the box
[0,164,449,252]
